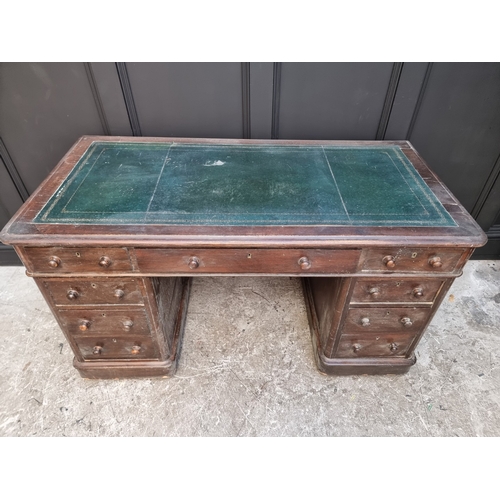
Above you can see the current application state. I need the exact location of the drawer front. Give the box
[135,248,361,274]
[336,333,416,358]
[41,278,144,306]
[360,247,463,273]
[351,278,445,304]
[23,247,132,274]
[74,336,159,360]
[57,308,151,337]
[343,307,431,334]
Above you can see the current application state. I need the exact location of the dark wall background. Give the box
[1,62,499,264]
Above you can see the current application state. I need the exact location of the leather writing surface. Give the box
[35,142,456,227]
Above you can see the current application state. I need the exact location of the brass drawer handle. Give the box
[352,343,362,353]
[361,317,370,327]
[67,289,79,300]
[298,257,311,270]
[188,257,200,269]
[114,289,125,299]
[412,287,424,298]
[429,256,442,268]
[382,255,396,269]
[390,342,399,352]
[401,317,413,328]
[92,345,103,355]
[48,256,61,268]
[79,320,91,331]
[123,320,134,331]
[368,287,380,298]
[99,256,112,268]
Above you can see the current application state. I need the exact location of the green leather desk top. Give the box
[34,141,456,227]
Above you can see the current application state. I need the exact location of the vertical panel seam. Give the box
[241,63,251,139]
[376,62,404,140]
[271,63,282,139]
[83,63,111,136]
[406,62,434,141]
[115,62,143,137]
[470,152,500,219]
[0,137,29,201]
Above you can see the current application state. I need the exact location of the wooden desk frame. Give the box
[0,137,486,378]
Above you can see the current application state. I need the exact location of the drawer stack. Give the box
[38,277,161,362]
[23,246,190,378]
[335,277,448,359]
[304,246,468,375]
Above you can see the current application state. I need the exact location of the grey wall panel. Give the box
[0,156,23,264]
[384,62,429,140]
[249,63,273,139]
[89,63,133,136]
[475,164,500,232]
[0,63,105,194]
[277,63,394,140]
[125,63,244,138]
[408,63,500,213]
[0,156,23,230]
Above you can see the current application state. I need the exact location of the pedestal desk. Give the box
[0,137,486,378]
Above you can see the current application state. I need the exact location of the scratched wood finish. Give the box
[342,306,431,334]
[40,277,144,306]
[134,248,361,275]
[56,308,151,337]
[335,333,416,358]
[74,336,159,360]
[359,247,465,273]
[22,246,133,274]
[350,278,445,304]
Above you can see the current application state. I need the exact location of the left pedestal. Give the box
[34,275,192,379]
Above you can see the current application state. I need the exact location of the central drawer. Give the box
[134,248,361,274]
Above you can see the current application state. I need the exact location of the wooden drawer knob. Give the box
[79,320,91,331]
[114,289,125,299]
[401,317,413,328]
[429,256,442,268]
[361,317,370,327]
[131,345,142,355]
[48,256,61,268]
[123,320,134,331]
[390,342,399,352]
[412,287,424,298]
[67,289,79,300]
[99,256,112,268]
[368,287,380,298]
[188,257,200,269]
[382,255,396,269]
[298,257,311,270]
[92,345,102,355]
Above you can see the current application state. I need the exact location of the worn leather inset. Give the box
[35,142,456,227]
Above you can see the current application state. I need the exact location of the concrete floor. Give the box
[0,261,499,437]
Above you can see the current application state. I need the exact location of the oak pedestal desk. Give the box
[0,137,486,379]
